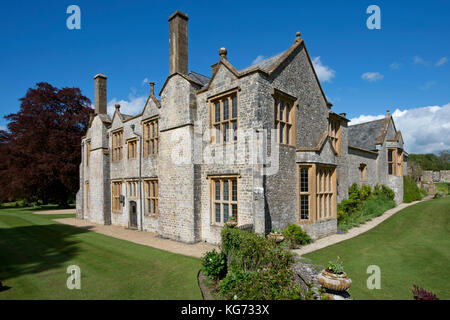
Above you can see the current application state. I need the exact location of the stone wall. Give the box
[421,170,450,183]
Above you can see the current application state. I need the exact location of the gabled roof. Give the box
[188,71,210,87]
[88,113,111,129]
[158,72,204,96]
[348,115,391,151]
[196,35,332,107]
[239,50,289,73]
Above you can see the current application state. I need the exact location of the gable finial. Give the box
[115,104,120,112]
[219,47,227,59]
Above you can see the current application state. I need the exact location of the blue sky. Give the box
[0,0,449,153]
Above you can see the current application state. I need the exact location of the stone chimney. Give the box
[149,82,155,96]
[169,11,188,75]
[94,74,107,114]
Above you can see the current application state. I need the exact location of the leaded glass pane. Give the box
[223,204,229,222]
[215,181,220,200]
[223,99,229,121]
[215,203,221,223]
[223,180,229,201]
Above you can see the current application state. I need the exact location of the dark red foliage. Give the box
[0,82,93,206]
[412,284,439,300]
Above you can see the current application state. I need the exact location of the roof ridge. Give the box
[349,117,386,127]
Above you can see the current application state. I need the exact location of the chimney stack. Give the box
[169,11,189,75]
[149,82,155,96]
[94,74,107,114]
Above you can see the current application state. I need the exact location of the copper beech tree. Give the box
[0,82,93,206]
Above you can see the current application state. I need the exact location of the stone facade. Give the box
[76,11,407,244]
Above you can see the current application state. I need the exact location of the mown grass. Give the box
[0,207,202,299]
[305,196,450,300]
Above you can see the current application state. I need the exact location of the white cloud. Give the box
[251,55,265,65]
[413,55,429,66]
[107,94,147,117]
[350,103,450,154]
[361,72,384,82]
[312,56,335,82]
[435,57,448,67]
[390,62,400,69]
[419,81,436,90]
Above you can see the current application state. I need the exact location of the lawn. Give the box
[0,207,202,299]
[304,196,450,300]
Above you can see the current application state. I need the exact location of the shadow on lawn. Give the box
[0,223,92,283]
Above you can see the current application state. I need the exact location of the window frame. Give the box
[86,140,91,166]
[144,179,158,217]
[273,91,296,147]
[111,180,123,213]
[316,166,335,220]
[127,180,139,199]
[111,129,124,162]
[298,164,336,224]
[210,176,238,226]
[127,138,138,159]
[359,163,367,182]
[328,115,341,155]
[210,91,238,145]
[397,149,404,176]
[387,148,396,176]
[142,117,159,157]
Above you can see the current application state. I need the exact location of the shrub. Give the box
[221,226,294,273]
[201,249,226,280]
[281,224,312,248]
[337,184,396,232]
[219,226,301,300]
[412,285,439,300]
[403,176,423,203]
[218,268,302,300]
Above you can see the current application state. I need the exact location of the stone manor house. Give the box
[76,11,408,244]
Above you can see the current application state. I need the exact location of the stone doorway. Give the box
[129,201,138,229]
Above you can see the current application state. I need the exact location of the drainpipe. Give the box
[130,124,143,231]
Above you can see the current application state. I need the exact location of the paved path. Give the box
[293,196,433,257]
[33,209,76,215]
[54,217,218,259]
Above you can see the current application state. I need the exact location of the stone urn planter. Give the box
[267,232,285,243]
[318,269,352,292]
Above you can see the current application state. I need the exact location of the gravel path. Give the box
[293,196,433,257]
[54,217,218,259]
[33,209,76,215]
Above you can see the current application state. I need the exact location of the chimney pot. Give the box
[169,10,189,75]
[94,74,107,114]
